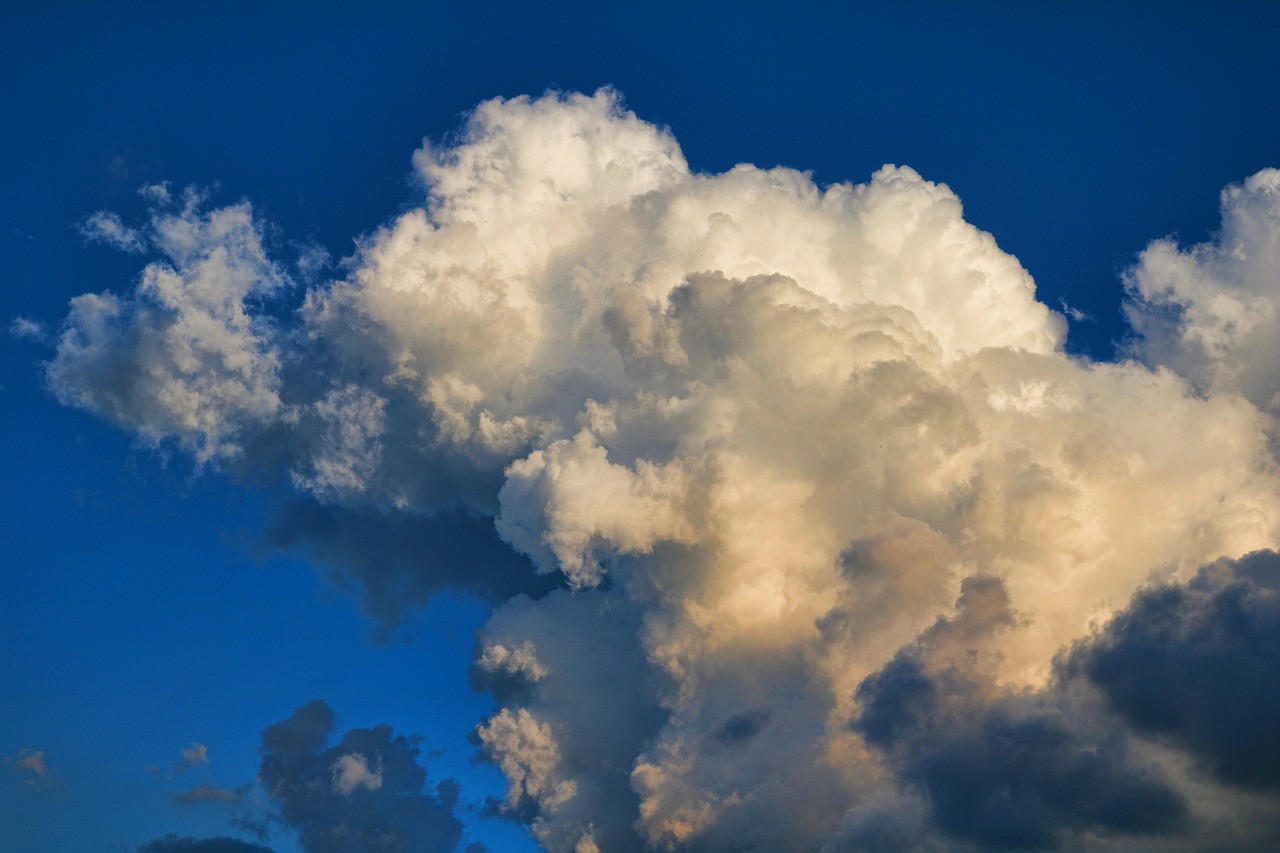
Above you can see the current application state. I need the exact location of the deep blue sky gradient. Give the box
[3,3,1278,850]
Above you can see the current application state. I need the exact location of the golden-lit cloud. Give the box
[52,90,1280,851]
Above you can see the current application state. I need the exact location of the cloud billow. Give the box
[853,577,1187,850]
[1124,170,1280,416]
[1068,550,1280,792]
[51,89,1280,850]
[255,700,471,853]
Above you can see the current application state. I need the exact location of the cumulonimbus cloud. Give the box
[51,89,1280,851]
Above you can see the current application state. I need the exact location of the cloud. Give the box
[49,186,288,464]
[48,89,1280,850]
[9,316,49,342]
[853,577,1188,850]
[1124,168,1280,415]
[81,209,146,253]
[259,500,559,628]
[177,742,211,772]
[331,752,383,796]
[1067,549,1280,791]
[149,741,216,780]
[471,586,666,852]
[851,554,1280,851]
[12,748,51,788]
[256,699,470,853]
[1057,298,1091,323]
[137,835,277,853]
[173,784,243,805]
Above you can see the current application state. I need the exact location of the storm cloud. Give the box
[51,90,1280,850]
[138,836,277,853]
[1069,550,1280,792]
[853,577,1186,850]
[253,699,471,853]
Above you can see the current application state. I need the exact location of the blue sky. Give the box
[3,4,1279,852]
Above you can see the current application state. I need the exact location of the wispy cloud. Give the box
[173,784,243,806]
[80,210,146,253]
[12,749,52,788]
[1058,297,1091,323]
[9,316,49,342]
[176,743,210,772]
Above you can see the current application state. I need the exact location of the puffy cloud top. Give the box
[50,90,1280,851]
[1125,168,1280,415]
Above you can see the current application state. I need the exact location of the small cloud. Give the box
[330,752,383,796]
[139,182,172,204]
[13,749,50,787]
[151,742,212,779]
[257,699,466,851]
[294,242,331,282]
[1058,298,1092,323]
[173,784,243,805]
[8,317,48,343]
[177,742,210,772]
[80,210,146,253]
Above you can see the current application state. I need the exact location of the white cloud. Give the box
[476,640,549,682]
[290,385,387,498]
[496,429,698,589]
[49,189,288,464]
[475,707,575,813]
[48,90,1280,851]
[1125,168,1280,415]
[8,316,48,342]
[81,210,146,253]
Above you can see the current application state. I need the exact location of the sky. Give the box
[2,3,1279,852]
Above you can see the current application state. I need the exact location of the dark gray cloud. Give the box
[257,699,469,853]
[1068,549,1280,791]
[892,699,1186,850]
[854,576,1187,851]
[854,555,1280,850]
[261,501,560,629]
[716,709,771,745]
[137,835,276,853]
